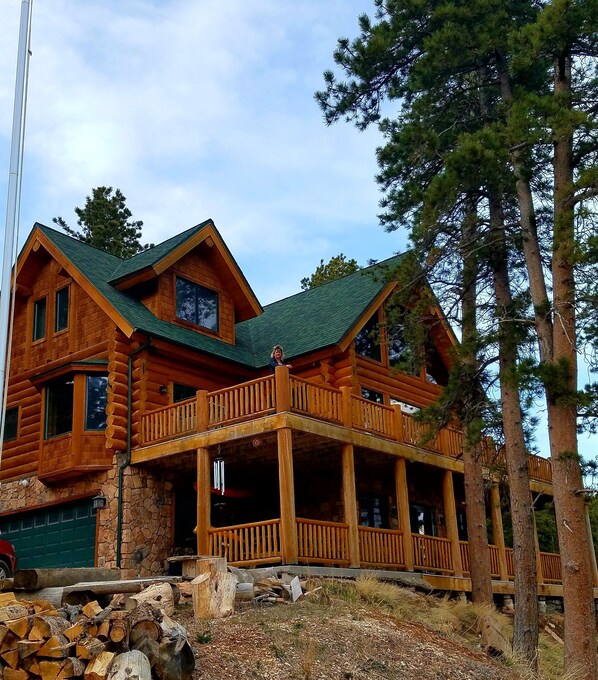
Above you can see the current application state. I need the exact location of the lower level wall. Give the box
[0,462,174,578]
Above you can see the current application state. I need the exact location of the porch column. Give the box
[275,366,291,412]
[442,470,463,577]
[490,482,509,580]
[341,444,360,568]
[584,507,598,588]
[277,427,298,564]
[196,447,211,555]
[395,458,414,571]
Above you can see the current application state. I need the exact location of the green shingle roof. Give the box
[31,223,401,369]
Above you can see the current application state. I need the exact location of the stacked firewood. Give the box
[0,587,194,680]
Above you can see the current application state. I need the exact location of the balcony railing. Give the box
[296,518,350,566]
[138,370,552,484]
[412,533,453,573]
[208,518,281,566]
[358,526,405,568]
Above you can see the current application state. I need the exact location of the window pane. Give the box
[173,383,197,402]
[175,277,218,331]
[85,375,108,430]
[45,377,73,438]
[3,407,18,442]
[55,288,69,332]
[354,314,381,362]
[33,298,46,341]
[361,387,384,404]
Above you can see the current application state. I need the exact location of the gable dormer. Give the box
[108,220,262,345]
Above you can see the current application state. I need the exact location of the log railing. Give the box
[350,395,396,439]
[296,518,350,566]
[412,534,453,573]
[140,398,197,444]
[358,526,404,568]
[208,519,282,566]
[540,551,562,582]
[208,376,276,427]
[289,377,342,424]
[137,372,552,486]
[460,542,501,578]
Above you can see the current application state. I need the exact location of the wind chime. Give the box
[213,444,225,496]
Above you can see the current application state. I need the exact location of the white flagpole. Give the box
[0,0,34,459]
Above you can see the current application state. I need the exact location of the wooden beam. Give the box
[196,447,211,555]
[395,458,414,571]
[442,470,463,577]
[341,444,360,568]
[490,483,509,581]
[275,366,290,412]
[277,428,297,564]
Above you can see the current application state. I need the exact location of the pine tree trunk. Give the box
[461,204,493,605]
[547,52,597,680]
[488,194,539,670]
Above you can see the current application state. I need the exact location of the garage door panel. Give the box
[0,500,96,569]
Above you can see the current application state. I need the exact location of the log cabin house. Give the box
[0,219,579,596]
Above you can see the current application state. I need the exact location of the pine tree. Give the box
[301,254,360,290]
[53,186,151,259]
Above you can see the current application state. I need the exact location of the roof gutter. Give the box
[116,335,152,569]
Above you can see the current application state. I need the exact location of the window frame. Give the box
[55,286,69,334]
[172,383,198,403]
[175,275,219,333]
[32,297,47,343]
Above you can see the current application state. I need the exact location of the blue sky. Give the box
[0,0,404,305]
[1,0,596,461]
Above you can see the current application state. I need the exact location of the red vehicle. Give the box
[0,539,16,578]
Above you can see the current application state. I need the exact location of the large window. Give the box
[176,277,218,332]
[55,287,69,332]
[33,298,47,342]
[45,377,74,438]
[85,375,108,430]
[354,314,381,362]
[3,407,18,442]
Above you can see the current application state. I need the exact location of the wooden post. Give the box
[196,389,209,431]
[442,470,463,577]
[532,509,544,585]
[490,482,509,580]
[392,405,403,443]
[584,507,598,588]
[395,458,414,571]
[196,447,211,555]
[277,428,297,564]
[340,386,353,428]
[275,365,291,412]
[341,444,360,568]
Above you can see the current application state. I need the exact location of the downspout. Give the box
[116,336,152,569]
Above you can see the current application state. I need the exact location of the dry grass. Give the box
[320,575,572,680]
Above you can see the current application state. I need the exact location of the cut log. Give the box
[16,638,44,658]
[38,633,75,658]
[2,647,20,669]
[107,650,151,680]
[3,668,29,680]
[191,570,237,620]
[75,634,105,659]
[108,612,129,644]
[84,650,115,680]
[97,619,111,641]
[0,591,17,605]
[126,583,175,617]
[81,601,104,618]
[5,614,32,638]
[29,613,69,641]
[58,656,86,678]
[0,603,29,623]
[0,630,18,653]
[64,620,86,642]
[38,659,66,680]
[62,577,182,607]
[127,603,162,646]
[13,568,120,590]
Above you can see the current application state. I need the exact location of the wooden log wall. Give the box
[106,330,130,451]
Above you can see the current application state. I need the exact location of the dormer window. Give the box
[176,276,219,332]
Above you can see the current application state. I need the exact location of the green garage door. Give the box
[0,499,97,568]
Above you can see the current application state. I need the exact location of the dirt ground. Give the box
[175,596,513,680]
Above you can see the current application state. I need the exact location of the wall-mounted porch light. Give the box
[92,494,107,511]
